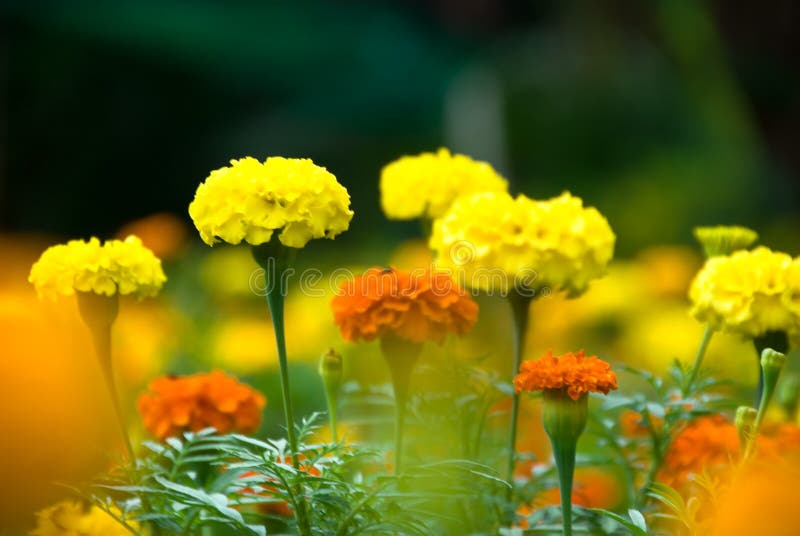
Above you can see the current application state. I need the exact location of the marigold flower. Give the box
[430,191,615,295]
[513,350,618,400]
[330,266,478,344]
[188,156,353,248]
[658,415,739,487]
[619,409,663,438]
[30,500,136,536]
[137,370,266,439]
[28,236,166,300]
[708,460,800,536]
[379,148,508,220]
[689,246,800,338]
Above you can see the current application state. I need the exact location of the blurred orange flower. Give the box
[658,415,738,487]
[240,458,321,517]
[619,409,663,438]
[137,371,266,439]
[513,350,618,400]
[708,459,800,536]
[116,212,190,260]
[330,267,478,344]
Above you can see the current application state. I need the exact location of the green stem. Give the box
[253,243,310,536]
[380,335,420,475]
[506,291,532,501]
[682,325,714,396]
[325,388,339,443]
[90,323,135,460]
[553,440,576,536]
[541,390,586,536]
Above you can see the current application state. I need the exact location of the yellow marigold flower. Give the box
[188,156,353,248]
[30,500,136,535]
[380,148,508,220]
[513,350,618,400]
[430,191,615,295]
[28,236,166,300]
[689,246,800,338]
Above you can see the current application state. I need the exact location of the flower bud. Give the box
[319,348,343,394]
[735,406,758,452]
[542,389,589,445]
[693,226,758,258]
[777,373,800,420]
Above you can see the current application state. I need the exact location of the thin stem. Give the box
[553,441,576,536]
[393,385,407,475]
[381,335,420,475]
[90,324,135,459]
[325,388,339,443]
[682,325,714,396]
[265,285,301,468]
[255,243,311,536]
[506,291,532,501]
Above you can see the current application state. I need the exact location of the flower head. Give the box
[331,267,478,344]
[430,191,615,295]
[689,247,800,338]
[189,156,353,248]
[137,371,266,440]
[31,500,136,536]
[513,350,618,400]
[380,148,508,220]
[693,225,758,258]
[28,236,166,300]
[658,415,739,487]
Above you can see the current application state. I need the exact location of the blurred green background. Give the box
[1,0,798,255]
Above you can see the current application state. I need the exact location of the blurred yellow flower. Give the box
[28,236,166,300]
[689,247,800,338]
[30,500,136,536]
[210,317,278,373]
[693,225,758,258]
[430,191,614,295]
[380,148,508,220]
[189,156,353,248]
[199,246,261,298]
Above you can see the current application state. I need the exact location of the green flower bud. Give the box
[693,226,758,258]
[735,406,758,452]
[319,348,343,393]
[761,348,787,378]
[777,373,800,421]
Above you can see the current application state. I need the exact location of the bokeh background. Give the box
[1,0,799,532]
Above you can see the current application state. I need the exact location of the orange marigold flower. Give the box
[619,410,663,438]
[658,415,738,487]
[330,266,478,344]
[513,350,618,400]
[534,467,624,510]
[137,371,266,439]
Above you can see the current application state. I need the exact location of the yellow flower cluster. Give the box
[30,500,136,536]
[689,246,800,337]
[380,148,508,220]
[189,156,353,248]
[430,191,615,295]
[29,236,166,300]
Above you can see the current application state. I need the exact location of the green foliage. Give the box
[83,415,507,535]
